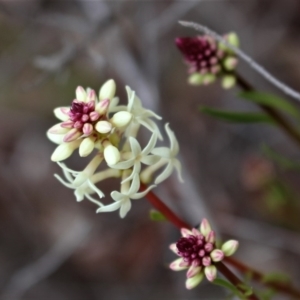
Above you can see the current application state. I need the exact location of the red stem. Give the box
[141,184,259,299]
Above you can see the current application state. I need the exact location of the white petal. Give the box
[87,180,105,198]
[131,184,156,199]
[111,158,135,170]
[119,200,132,218]
[111,191,125,202]
[173,159,184,183]
[154,162,173,184]
[151,147,171,158]
[76,86,87,102]
[96,201,121,213]
[128,173,140,195]
[165,123,179,155]
[141,155,160,165]
[129,137,141,157]
[142,132,158,155]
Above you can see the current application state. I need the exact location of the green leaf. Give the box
[262,144,300,171]
[213,278,244,298]
[240,91,300,119]
[200,106,274,124]
[262,272,290,284]
[149,209,167,222]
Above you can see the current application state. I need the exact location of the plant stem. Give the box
[235,73,300,149]
[141,184,300,299]
[141,184,259,300]
[225,256,300,299]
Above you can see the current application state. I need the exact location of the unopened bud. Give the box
[104,144,120,165]
[222,75,236,89]
[221,240,239,257]
[188,73,204,85]
[204,265,217,282]
[95,98,110,114]
[63,128,81,142]
[83,123,93,135]
[185,273,204,290]
[54,107,69,121]
[99,79,116,101]
[203,74,216,85]
[224,57,238,71]
[79,137,95,157]
[210,249,224,262]
[111,111,132,128]
[95,121,112,134]
[200,218,212,237]
[51,140,80,162]
[76,86,86,102]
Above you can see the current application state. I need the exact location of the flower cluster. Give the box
[175,33,239,89]
[47,80,183,218]
[169,219,238,289]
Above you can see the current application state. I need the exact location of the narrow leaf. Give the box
[200,106,274,124]
[240,91,300,119]
[149,209,167,222]
[213,278,243,297]
[262,144,300,171]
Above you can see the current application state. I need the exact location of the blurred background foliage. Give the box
[1,0,300,299]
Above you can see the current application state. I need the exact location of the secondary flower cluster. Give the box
[175,32,239,89]
[47,80,183,218]
[169,219,238,289]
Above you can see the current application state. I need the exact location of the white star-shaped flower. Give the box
[96,174,156,218]
[109,86,163,140]
[151,123,183,184]
[111,132,160,183]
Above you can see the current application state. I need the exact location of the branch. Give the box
[179,20,300,103]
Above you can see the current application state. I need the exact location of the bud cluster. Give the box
[47,80,183,218]
[169,219,238,289]
[175,32,239,89]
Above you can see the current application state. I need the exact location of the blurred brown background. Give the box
[1,1,300,299]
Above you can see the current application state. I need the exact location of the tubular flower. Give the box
[169,218,239,289]
[47,80,183,217]
[175,33,239,89]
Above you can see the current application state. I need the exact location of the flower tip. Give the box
[221,240,239,257]
[204,265,217,282]
[111,111,132,128]
[99,79,116,101]
[185,273,204,289]
[76,86,86,102]
[200,218,212,237]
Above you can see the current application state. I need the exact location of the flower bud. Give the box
[188,73,204,85]
[95,121,112,134]
[204,265,217,282]
[51,140,80,162]
[104,144,120,165]
[221,240,239,257]
[205,231,215,244]
[89,111,100,121]
[47,132,64,144]
[224,57,238,71]
[54,107,69,121]
[185,273,204,290]
[200,218,211,237]
[87,89,96,102]
[111,111,132,128]
[48,123,70,134]
[210,249,224,262]
[76,86,86,102]
[79,137,95,157]
[83,123,93,135]
[222,75,236,89]
[99,79,116,101]
[203,74,216,85]
[227,32,239,47]
[170,258,188,271]
[95,98,110,115]
[63,128,81,142]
